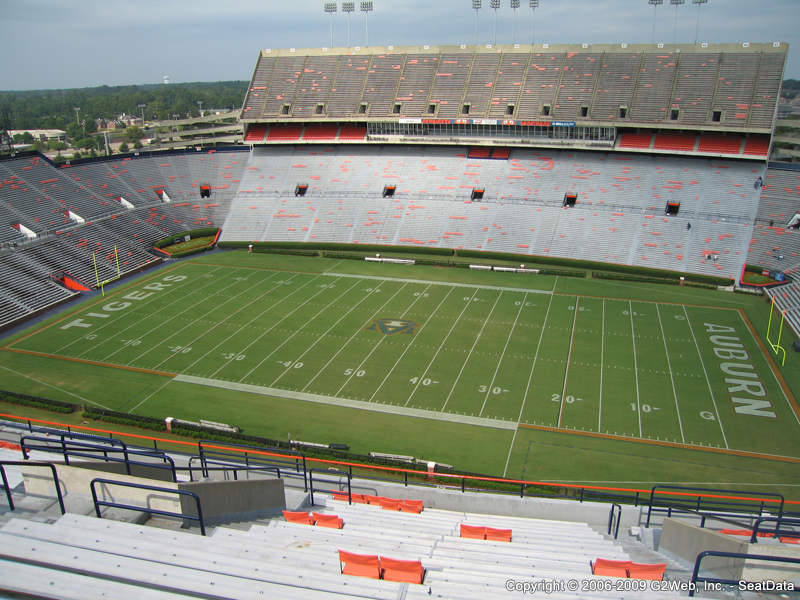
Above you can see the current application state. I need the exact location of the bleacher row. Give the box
[245,123,367,143]
[618,132,770,157]
[241,44,784,129]
[748,167,800,274]
[0,495,685,600]
[222,144,763,280]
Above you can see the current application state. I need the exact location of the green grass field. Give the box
[2,250,799,495]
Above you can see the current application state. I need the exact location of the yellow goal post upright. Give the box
[92,246,122,297]
[766,296,787,366]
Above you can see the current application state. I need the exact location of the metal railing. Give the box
[198,439,307,491]
[89,477,206,536]
[749,516,800,543]
[645,485,784,528]
[309,468,351,506]
[607,503,622,540]
[688,550,800,597]
[0,460,65,515]
[186,457,282,482]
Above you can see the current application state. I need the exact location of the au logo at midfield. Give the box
[366,318,419,336]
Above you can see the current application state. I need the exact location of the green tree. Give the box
[12,132,34,144]
[133,140,142,149]
[124,125,145,143]
[119,142,129,153]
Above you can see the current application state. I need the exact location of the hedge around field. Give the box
[218,240,454,256]
[0,390,78,414]
[153,227,219,250]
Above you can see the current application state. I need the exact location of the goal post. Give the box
[766,297,787,366]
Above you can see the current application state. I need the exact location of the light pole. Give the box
[73,107,81,126]
[137,103,146,127]
[197,100,204,118]
[648,0,663,43]
[324,2,336,47]
[490,0,500,45]
[511,0,520,45]
[692,0,708,44]
[529,0,539,46]
[670,0,685,44]
[342,1,355,47]
[360,2,373,47]
[472,0,482,46]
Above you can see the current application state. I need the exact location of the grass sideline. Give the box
[1,251,799,498]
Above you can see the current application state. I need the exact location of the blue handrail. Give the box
[607,503,622,539]
[89,477,206,535]
[689,550,800,597]
[309,468,351,506]
[749,516,800,543]
[646,485,784,527]
[198,439,307,491]
[0,461,65,515]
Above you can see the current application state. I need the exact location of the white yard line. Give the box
[334,284,433,396]
[683,305,729,449]
[0,364,109,410]
[63,266,223,356]
[240,278,362,383]
[401,288,475,408]
[557,296,579,428]
[657,304,686,444]
[630,300,643,438]
[209,275,331,379]
[598,299,605,433]
[127,377,174,414]
[181,273,306,373]
[440,291,503,413]
[121,270,261,364]
[737,310,800,427]
[321,272,552,295]
[516,293,554,425]
[479,293,527,417]
[502,426,519,478]
[282,282,408,390]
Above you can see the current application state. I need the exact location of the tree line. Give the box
[0,81,248,131]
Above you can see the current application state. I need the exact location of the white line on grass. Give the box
[401,288,474,408]
[557,296,579,428]
[153,271,298,372]
[334,284,433,397]
[180,273,304,374]
[598,299,605,433]
[208,275,330,379]
[736,310,800,427]
[516,293,554,425]
[117,270,262,364]
[479,292,527,417]
[321,272,552,295]
[127,377,173,414]
[280,282,408,390]
[657,304,686,444]
[630,300,643,438]
[683,305,729,448]
[0,364,110,410]
[61,266,223,356]
[502,426,519,478]
[440,291,503,413]
[240,278,363,383]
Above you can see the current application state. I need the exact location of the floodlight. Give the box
[472,0,482,45]
[529,0,539,46]
[360,1,373,46]
[510,0,520,44]
[510,0,520,8]
[342,1,355,47]
[648,0,663,43]
[669,0,684,4]
[490,0,500,8]
[324,3,337,47]
[472,0,481,7]
[529,0,538,6]
[691,0,708,43]
[648,0,663,4]
[490,0,500,45]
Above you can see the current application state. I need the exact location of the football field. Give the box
[5,252,799,473]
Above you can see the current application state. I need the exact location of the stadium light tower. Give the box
[324,2,337,48]
[360,1,373,46]
[490,0,500,46]
[73,107,81,126]
[510,0,520,45]
[529,0,539,46]
[692,0,708,44]
[342,1,355,47]
[137,103,146,126]
[472,0,482,45]
[670,0,685,44]
[648,0,663,44]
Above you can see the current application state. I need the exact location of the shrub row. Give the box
[218,240,453,256]
[0,390,78,414]
[153,228,219,250]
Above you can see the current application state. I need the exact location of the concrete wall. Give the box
[178,478,285,525]
[740,542,800,585]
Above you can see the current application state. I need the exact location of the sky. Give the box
[2,0,798,91]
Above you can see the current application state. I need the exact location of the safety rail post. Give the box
[749,516,800,543]
[608,503,622,539]
[309,469,350,507]
[0,461,65,515]
[89,478,206,536]
[689,551,800,597]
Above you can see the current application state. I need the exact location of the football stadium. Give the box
[1,3,799,597]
